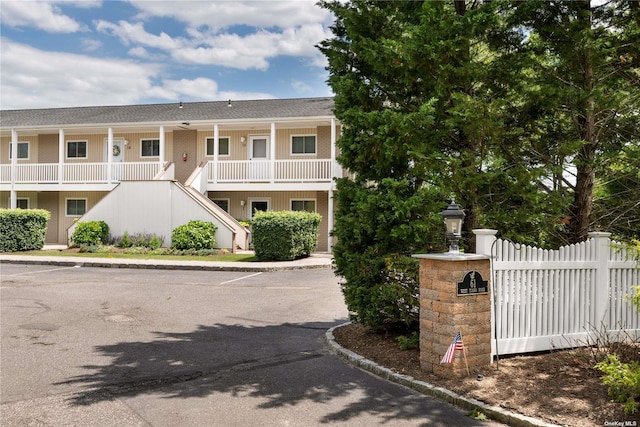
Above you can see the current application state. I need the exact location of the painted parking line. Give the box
[219,272,263,285]
[5,265,81,277]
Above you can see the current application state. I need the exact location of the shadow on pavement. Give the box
[55,321,484,426]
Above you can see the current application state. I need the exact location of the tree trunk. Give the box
[569,149,595,243]
[568,3,596,244]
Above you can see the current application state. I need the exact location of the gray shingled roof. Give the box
[0,97,335,128]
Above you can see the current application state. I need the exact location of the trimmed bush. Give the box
[0,209,51,252]
[252,210,321,261]
[70,220,109,247]
[171,220,217,250]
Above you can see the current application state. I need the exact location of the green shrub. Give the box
[340,252,420,331]
[148,234,163,249]
[0,209,50,252]
[114,232,164,249]
[171,220,217,250]
[70,221,109,247]
[252,210,321,261]
[117,231,132,248]
[397,331,420,351]
[595,354,640,415]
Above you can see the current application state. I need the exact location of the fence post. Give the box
[589,232,612,329]
[473,229,498,257]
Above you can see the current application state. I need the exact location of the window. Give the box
[66,199,87,216]
[8,198,29,209]
[9,142,29,160]
[291,200,316,212]
[141,139,160,157]
[212,199,229,212]
[206,137,230,156]
[249,199,270,219]
[67,141,87,158]
[291,135,316,155]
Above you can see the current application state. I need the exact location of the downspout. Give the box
[159,125,165,169]
[328,118,337,251]
[213,123,219,185]
[270,122,276,183]
[107,127,113,183]
[10,129,17,209]
[58,129,64,184]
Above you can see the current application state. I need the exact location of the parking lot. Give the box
[1,263,495,426]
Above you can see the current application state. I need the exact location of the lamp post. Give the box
[441,200,465,253]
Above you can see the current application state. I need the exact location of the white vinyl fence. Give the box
[474,230,640,356]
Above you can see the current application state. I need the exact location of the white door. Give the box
[105,138,125,181]
[249,135,269,180]
[104,139,125,163]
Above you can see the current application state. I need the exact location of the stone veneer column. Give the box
[413,253,491,376]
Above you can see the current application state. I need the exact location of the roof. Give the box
[0,97,335,129]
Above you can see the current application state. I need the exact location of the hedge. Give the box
[252,210,321,261]
[0,209,51,252]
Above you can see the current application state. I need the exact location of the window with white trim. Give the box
[66,199,87,216]
[141,139,160,157]
[67,141,87,158]
[9,142,29,160]
[291,200,316,212]
[291,135,316,155]
[206,137,230,156]
[7,198,30,209]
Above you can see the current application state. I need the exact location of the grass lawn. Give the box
[7,250,258,263]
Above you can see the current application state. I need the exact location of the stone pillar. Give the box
[413,253,491,376]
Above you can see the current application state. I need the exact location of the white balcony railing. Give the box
[209,159,333,183]
[0,162,161,185]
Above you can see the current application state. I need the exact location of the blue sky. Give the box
[0,0,335,110]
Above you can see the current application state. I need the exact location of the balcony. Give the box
[1,162,162,190]
[210,159,332,182]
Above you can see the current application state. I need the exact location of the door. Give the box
[105,138,125,180]
[249,135,270,180]
[174,130,197,183]
[248,199,270,247]
[104,139,125,162]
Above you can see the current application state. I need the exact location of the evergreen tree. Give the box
[319,0,555,329]
[319,0,639,329]
[505,0,640,243]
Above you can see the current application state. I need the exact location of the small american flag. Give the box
[440,331,464,364]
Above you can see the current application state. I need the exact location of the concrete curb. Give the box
[0,255,332,272]
[324,322,558,427]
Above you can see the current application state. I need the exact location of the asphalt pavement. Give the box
[0,258,506,427]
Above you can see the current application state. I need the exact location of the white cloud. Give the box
[91,1,333,71]
[129,0,332,32]
[80,38,102,52]
[0,39,274,109]
[0,39,161,109]
[0,1,99,33]
[95,18,332,71]
[291,80,312,93]
[95,20,182,50]
[149,78,273,102]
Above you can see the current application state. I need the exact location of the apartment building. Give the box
[0,97,341,252]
